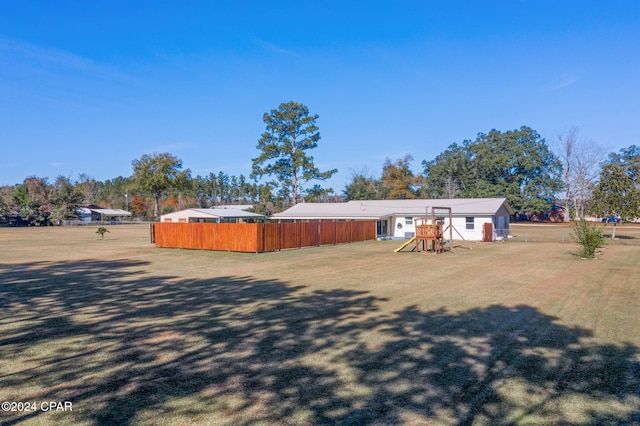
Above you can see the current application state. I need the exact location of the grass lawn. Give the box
[1,223,639,425]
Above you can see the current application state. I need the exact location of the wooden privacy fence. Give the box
[153,221,377,253]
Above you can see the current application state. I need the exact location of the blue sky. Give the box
[1,1,639,193]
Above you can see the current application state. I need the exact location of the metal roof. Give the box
[161,208,265,219]
[272,198,514,220]
[90,208,132,216]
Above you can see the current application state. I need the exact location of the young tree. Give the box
[571,219,605,258]
[132,153,183,217]
[251,101,337,205]
[590,163,640,238]
[96,227,110,240]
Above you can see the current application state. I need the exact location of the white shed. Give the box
[160,208,266,223]
[271,198,514,241]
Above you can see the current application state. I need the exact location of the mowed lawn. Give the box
[1,224,639,425]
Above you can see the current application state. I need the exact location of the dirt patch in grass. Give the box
[1,224,639,424]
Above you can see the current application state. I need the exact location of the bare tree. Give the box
[554,127,605,220]
[76,173,103,205]
[442,177,460,199]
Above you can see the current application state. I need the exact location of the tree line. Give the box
[1,102,639,226]
[345,126,640,222]
[0,170,270,226]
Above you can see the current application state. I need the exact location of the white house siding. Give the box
[494,205,511,238]
[160,211,194,223]
[383,214,503,241]
[452,215,491,241]
[271,198,514,242]
[160,208,265,223]
[393,216,416,238]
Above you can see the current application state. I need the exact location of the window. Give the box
[466,217,474,230]
[405,216,413,225]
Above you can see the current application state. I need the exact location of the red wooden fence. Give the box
[153,221,376,252]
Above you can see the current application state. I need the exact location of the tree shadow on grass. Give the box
[0,260,638,425]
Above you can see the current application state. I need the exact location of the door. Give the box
[376,220,388,237]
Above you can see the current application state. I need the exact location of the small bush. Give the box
[571,219,605,258]
[96,227,110,240]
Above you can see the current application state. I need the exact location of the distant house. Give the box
[78,206,132,223]
[160,208,266,223]
[514,203,566,223]
[272,198,514,241]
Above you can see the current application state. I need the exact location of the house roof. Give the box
[78,207,132,216]
[93,208,132,216]
[161,208,265,220]
[272,198,514,220]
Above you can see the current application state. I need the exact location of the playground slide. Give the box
[394,237,416,252]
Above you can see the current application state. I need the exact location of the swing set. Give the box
[395,206,471,253]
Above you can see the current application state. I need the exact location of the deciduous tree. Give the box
[75,173,103,205]
[380,155,422,199]
[130,195,148,217]
[132,153,183,217]
[251,101,337,205]
[423,127,563,212]
[13,176,53,225]
[554,127,605,220]
[422,142,472,198]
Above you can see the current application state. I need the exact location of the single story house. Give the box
[271,198,514,241]
[160,208,266,223]
[78,207,132,223]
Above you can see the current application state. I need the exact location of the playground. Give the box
[394,206,483,253]
[1,224,639,424]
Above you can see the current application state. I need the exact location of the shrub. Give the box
[96,227,110,240]
[571,219,605,258]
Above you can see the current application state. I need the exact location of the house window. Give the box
[165,218,172,223]
[466,217,474,230]
[405,216,413,225]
